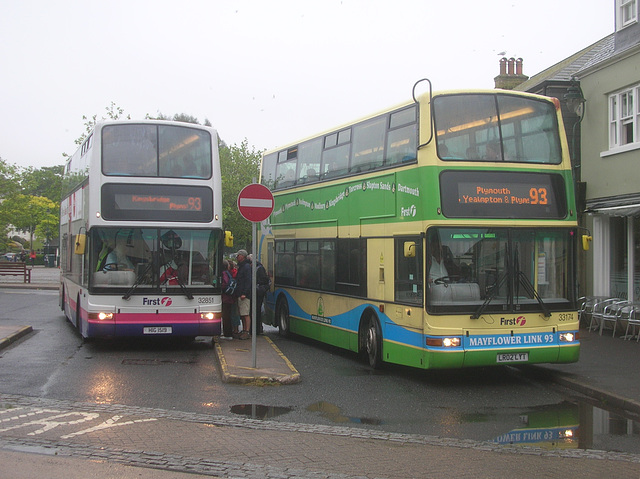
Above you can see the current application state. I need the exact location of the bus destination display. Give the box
[101,183,213,222]
[440,171,567,219]
[116,193,202,211]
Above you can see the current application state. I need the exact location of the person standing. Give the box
[249,254,270,334]
[228,260,242,337]
[29,250,36,266]
[234,249,252,340]
[220,260,236,340]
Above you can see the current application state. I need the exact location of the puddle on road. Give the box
[306,401,383,425]
[489,400,640,453]
[230,399,639,454]
[229,404,293,420]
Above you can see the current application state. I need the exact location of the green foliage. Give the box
[219,139,264,250]
[0,194,58,246]
[0,159,63,248]
[0,157,20,199]
[146,112,212,126]
[19,165,64,203]
[35,214,59,243]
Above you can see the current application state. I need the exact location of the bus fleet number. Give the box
[198,296,216,304]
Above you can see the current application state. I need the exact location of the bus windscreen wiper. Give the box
[471,272,507,319]
[174,275,194,300]
[516,271,550,317]
[513,246,550,317]
[122,262,153,300]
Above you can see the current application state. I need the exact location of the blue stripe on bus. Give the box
[272,289,577,351]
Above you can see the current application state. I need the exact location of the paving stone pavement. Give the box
[0,394,639,478]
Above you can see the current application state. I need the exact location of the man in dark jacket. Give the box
[235,249,252,339]
[249,254,270,334]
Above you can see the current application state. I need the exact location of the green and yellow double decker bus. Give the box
[258,80,581,369]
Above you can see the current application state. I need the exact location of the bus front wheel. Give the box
[363,316,383,369]
[277,298,291,337]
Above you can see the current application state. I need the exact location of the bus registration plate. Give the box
[143,326,172,335]
[496,353,528,363]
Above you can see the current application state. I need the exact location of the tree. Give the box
[0,157,19,200]
[0,158,21,251]
[219,139,263,250]
[0,195,57,248]
[146,112,212,126]
[19,165,64,203]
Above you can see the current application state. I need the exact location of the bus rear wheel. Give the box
[277,298,291,337]
[363,316,383,369]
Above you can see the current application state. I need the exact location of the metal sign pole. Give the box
[237,180,273,370]
[251,220,257,368]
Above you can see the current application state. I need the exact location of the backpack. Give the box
[223,271,237,296]
[256,262,270,294]
[256,263,269,286]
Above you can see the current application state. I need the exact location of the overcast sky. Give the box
[1,0,614,169]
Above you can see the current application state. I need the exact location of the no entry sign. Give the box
[237,183,274,222]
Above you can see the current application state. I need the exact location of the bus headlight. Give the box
[559,332,578,342]
[426,337,461,348]
[200,312,221,321]
[88,312,113,320]
[559,428,575,439]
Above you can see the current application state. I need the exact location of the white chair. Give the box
[589,298,620,333]
[578,296,592,327]
[599,300,631,336]
[623,305,640,341]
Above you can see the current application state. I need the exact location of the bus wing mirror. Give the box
[582,234,592,251]
[74,234,86,254]
[404,241,416,258]
[225,231,234,248]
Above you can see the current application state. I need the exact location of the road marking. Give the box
[61,415,157,438]
[0,407,156,438]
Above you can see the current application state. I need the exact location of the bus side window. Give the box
[322,144,349,179]
[386,124,417,165]
[351,118,385,172]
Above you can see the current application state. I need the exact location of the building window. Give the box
[618,0,638,29]
[609,85,639,149]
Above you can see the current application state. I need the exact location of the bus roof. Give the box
[262,88,559,157]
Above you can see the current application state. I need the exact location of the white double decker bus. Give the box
[60,120,224,339]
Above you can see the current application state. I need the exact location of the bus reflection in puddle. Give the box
[230,404,293,420]
[490,401,640,453]
[491,402,579,449]
[230,400,639,454]
[306,401,383,425]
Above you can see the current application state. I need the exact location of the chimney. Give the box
[494,57,529,90]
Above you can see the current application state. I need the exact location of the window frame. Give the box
[618,0,638,29]
[608,84,639,150]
